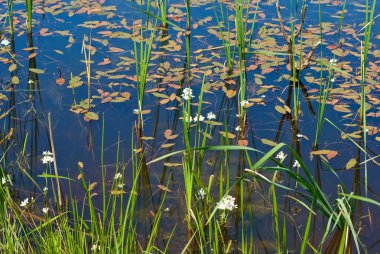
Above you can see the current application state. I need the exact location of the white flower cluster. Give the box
[20,198,29,207]
[114,173,122,180]
[91,243,100,252]
[1,175,11,185]
[1,39,10,47]
[185,112,216,123]
[41,151,54,164]
[293,160,301,168]
[275,151,286,161]
[329,58,337,65]
[181,88,194,101]
[197,188,206,199]
[42,207,49,214]
[240,100,249,107]
[217,195,238,211]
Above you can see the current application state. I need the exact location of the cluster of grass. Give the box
[0,0,379,253]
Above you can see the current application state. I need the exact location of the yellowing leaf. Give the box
[275,105,286,115]
[29,68,45,74]
[261,139,278,147]
[219,131,235,139]
[346,158,357,169]
[84,111,99,121]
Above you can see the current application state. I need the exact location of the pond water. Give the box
[0,0,379,252]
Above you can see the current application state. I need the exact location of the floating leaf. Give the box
[9,64,17,72]
[275,105,287,115]
[238,139,248,146]
[327,151,338,159]
[111,190,126,195]
[11,76,19,85]
[163,162,182,167]
[56,77,65,86]
[29,68,45,74]
[161,143,175,148]
[84,111,99,121]
[346,158,357,169]
[219,131,235,139]
[310,150,332,155]
[225,90,236,98]
[261,139,278,147]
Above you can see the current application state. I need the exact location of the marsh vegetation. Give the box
[0,0,379,253]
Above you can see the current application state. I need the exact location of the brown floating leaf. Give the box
[333,105,351,113]
[238,139,248,146]
[157,185,172,192]
[225,90,237,98]
[161,143,175,148]
[163,162,182,167]
[164,129,178,140]
[310,150,332,155]
[56,77,65,86]
[121,92,131,99]
[109,46,125,53]
[275,105,287,115]
[9,64,17,72]
[327,151,338,160]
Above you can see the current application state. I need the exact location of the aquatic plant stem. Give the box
[25,0,33,34]
[48,112,63,209]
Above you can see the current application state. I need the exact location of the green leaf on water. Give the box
[346,158,357,169]
[29,68,45,74]
[84,111,99,121]
[11,76,19,85]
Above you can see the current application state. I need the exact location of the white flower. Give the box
[217,195,238,211]
[330,78,335,83]
[2,177,6,185]
[193,113,204,122]
[275,151,286,160]
[235,126,242,132]
[240,100,249,107]
[207,112,216,120]
[198,188,206,199]
[43,186,48,192]
[20,198,29,207]
[329,58,337,65]
[293,160,301,168]
[114,173,122,180]
[91,244,100,252]
[1,39,10,46]
[181,88,194,101]
[117,183,125,188]
[28,79,34,84]
[42,207,49,214]
[41,151,54,164]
